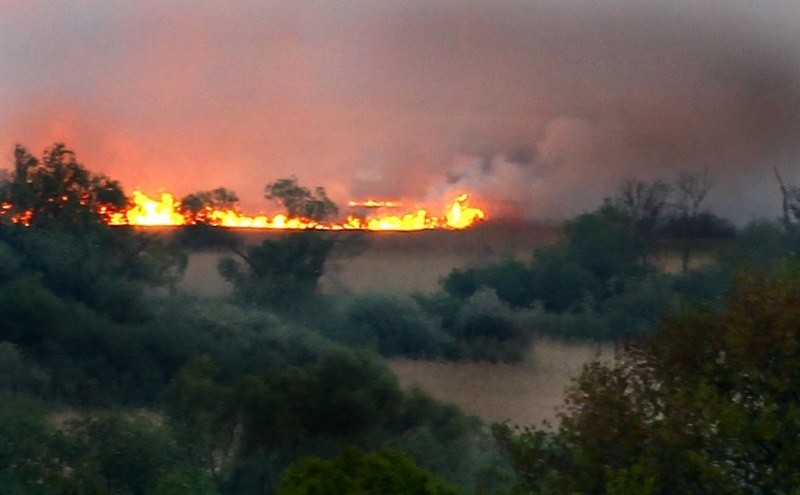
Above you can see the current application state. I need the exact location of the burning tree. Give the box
[0,143,127,228]
[0,143,186,320]
[179,187,240,224]
[264,177,338,221]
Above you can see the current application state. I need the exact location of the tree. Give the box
[176,187,243,251]
[673,168,713,220]
[264,177,338,221]
[0,394,66,491]
[219,178,340,311]
[604,178,672,269]
[180,187,240,223]
[774,167,800,229]
[277,447,459,495]
[494,261,800,494]
[0,144,186,320]
[219,231,335,311]
[666,169,730,272]
[61,411,216,495]
[165,356,239,485]
[0,143,126,228]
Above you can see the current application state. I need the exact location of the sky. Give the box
[1,0,799,222]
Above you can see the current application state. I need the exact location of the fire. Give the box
[108,190,186,226]
[446,193,486,229]
[348,199,401,208]
[111,190,486,231]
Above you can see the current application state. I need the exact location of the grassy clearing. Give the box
[390,339,611,426]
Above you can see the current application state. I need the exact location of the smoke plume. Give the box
[2,0,799,222]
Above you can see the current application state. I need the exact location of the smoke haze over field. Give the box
[1,1,799,222]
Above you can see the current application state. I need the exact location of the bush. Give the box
[449,289,531,362]
[278,447,459,495]
[0,342,50,396]
[328,294,452,358]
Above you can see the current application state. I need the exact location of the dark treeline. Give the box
[0,144,499,494]
[3,143,800,494]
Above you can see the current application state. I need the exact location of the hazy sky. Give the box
[2,0,799,221]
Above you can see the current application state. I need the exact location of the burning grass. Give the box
[107,190,487,231]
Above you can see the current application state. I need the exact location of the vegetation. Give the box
[180,187,240,222]
[0,144,127,229]
[431,174,741,344]
[212,178,354,313]
[494,262,800,494]
[5,142,800,494]
[278,447,459,495]
[0,143,499,494]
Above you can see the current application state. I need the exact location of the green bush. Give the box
[278,447,459,495]
[449,289,530,362]
[328,294,452,358]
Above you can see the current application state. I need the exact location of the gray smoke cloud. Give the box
[1,0,798,222]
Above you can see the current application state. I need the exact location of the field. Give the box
[178,221,611,425]
[390,339,609,426]
[179,220,561,296]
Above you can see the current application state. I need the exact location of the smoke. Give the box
[1,0,799,222]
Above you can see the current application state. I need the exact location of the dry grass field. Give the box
[177,221,612,425]
[390,339,610,426]
[179,220,561,296]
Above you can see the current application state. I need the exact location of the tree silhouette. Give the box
[0,143,126,229]
[264,176,338,221]
[219,178,338,311]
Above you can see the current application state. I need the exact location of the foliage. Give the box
[62,411,191,495]
[0,342,51,396]
[264,177,338,221]
[441,212,639,315]
[603,178,672,268]
[219,231,335,311]
[495,262,800,494]
[163,348,494,494]
[327,293,454,358]
[0,394,65,492]
[175,222,243,251]
[217,177,348,312]
[449,289,530,362]
[3,228,185,319]
[180,188,240,219]
[0,143,126,229]
[443,257,535,308]
[0,145,505,493]
[0,400,218,495]
[277,447,459,495]
[660,211,735,240]
[718,219,795,272]
[0,143,186,321]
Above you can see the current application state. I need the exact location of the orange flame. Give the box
[108,190,186,226]
[445,193,486,229]
[348,199,402,208]
[111,190,486,231]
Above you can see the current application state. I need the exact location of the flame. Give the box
[0,202,32,226]
[110,190,486,231]
[348,199,402,208]
[108,190,186,226]
[445,193,486,229]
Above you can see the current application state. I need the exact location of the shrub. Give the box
[329,294,451,358]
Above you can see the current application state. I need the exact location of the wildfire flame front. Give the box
[107,191,486,231]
